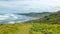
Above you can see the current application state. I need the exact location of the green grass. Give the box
[0,23,33,34]
[31,23,60,34]
[0,23,60,34]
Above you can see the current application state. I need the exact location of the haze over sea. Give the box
[0,0,60,24]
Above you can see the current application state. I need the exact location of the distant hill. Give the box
[16,12,52,18]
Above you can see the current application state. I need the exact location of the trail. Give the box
[17,23,33,34]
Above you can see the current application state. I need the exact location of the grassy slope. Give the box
[0,23,32,34]
[31,23,60,34]
[0,23,60,34]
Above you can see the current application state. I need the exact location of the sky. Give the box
[0,0,60,13]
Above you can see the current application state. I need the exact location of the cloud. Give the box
[0,0,60,13]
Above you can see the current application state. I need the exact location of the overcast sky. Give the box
[0,0,60,13]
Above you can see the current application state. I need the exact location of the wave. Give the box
[0,14,34,24]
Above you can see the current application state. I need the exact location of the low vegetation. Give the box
[0,23,60,34]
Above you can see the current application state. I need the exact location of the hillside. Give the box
[0,11,60,34]
[27,11,60,24]
[40,11,60,24]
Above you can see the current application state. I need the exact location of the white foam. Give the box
[8,21,15,24]
[0,15,8,20]
[5,14,18,19]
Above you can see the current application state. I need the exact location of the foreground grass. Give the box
[0,23,33,34]
[31,23,60,34]
[0,23,60,34]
